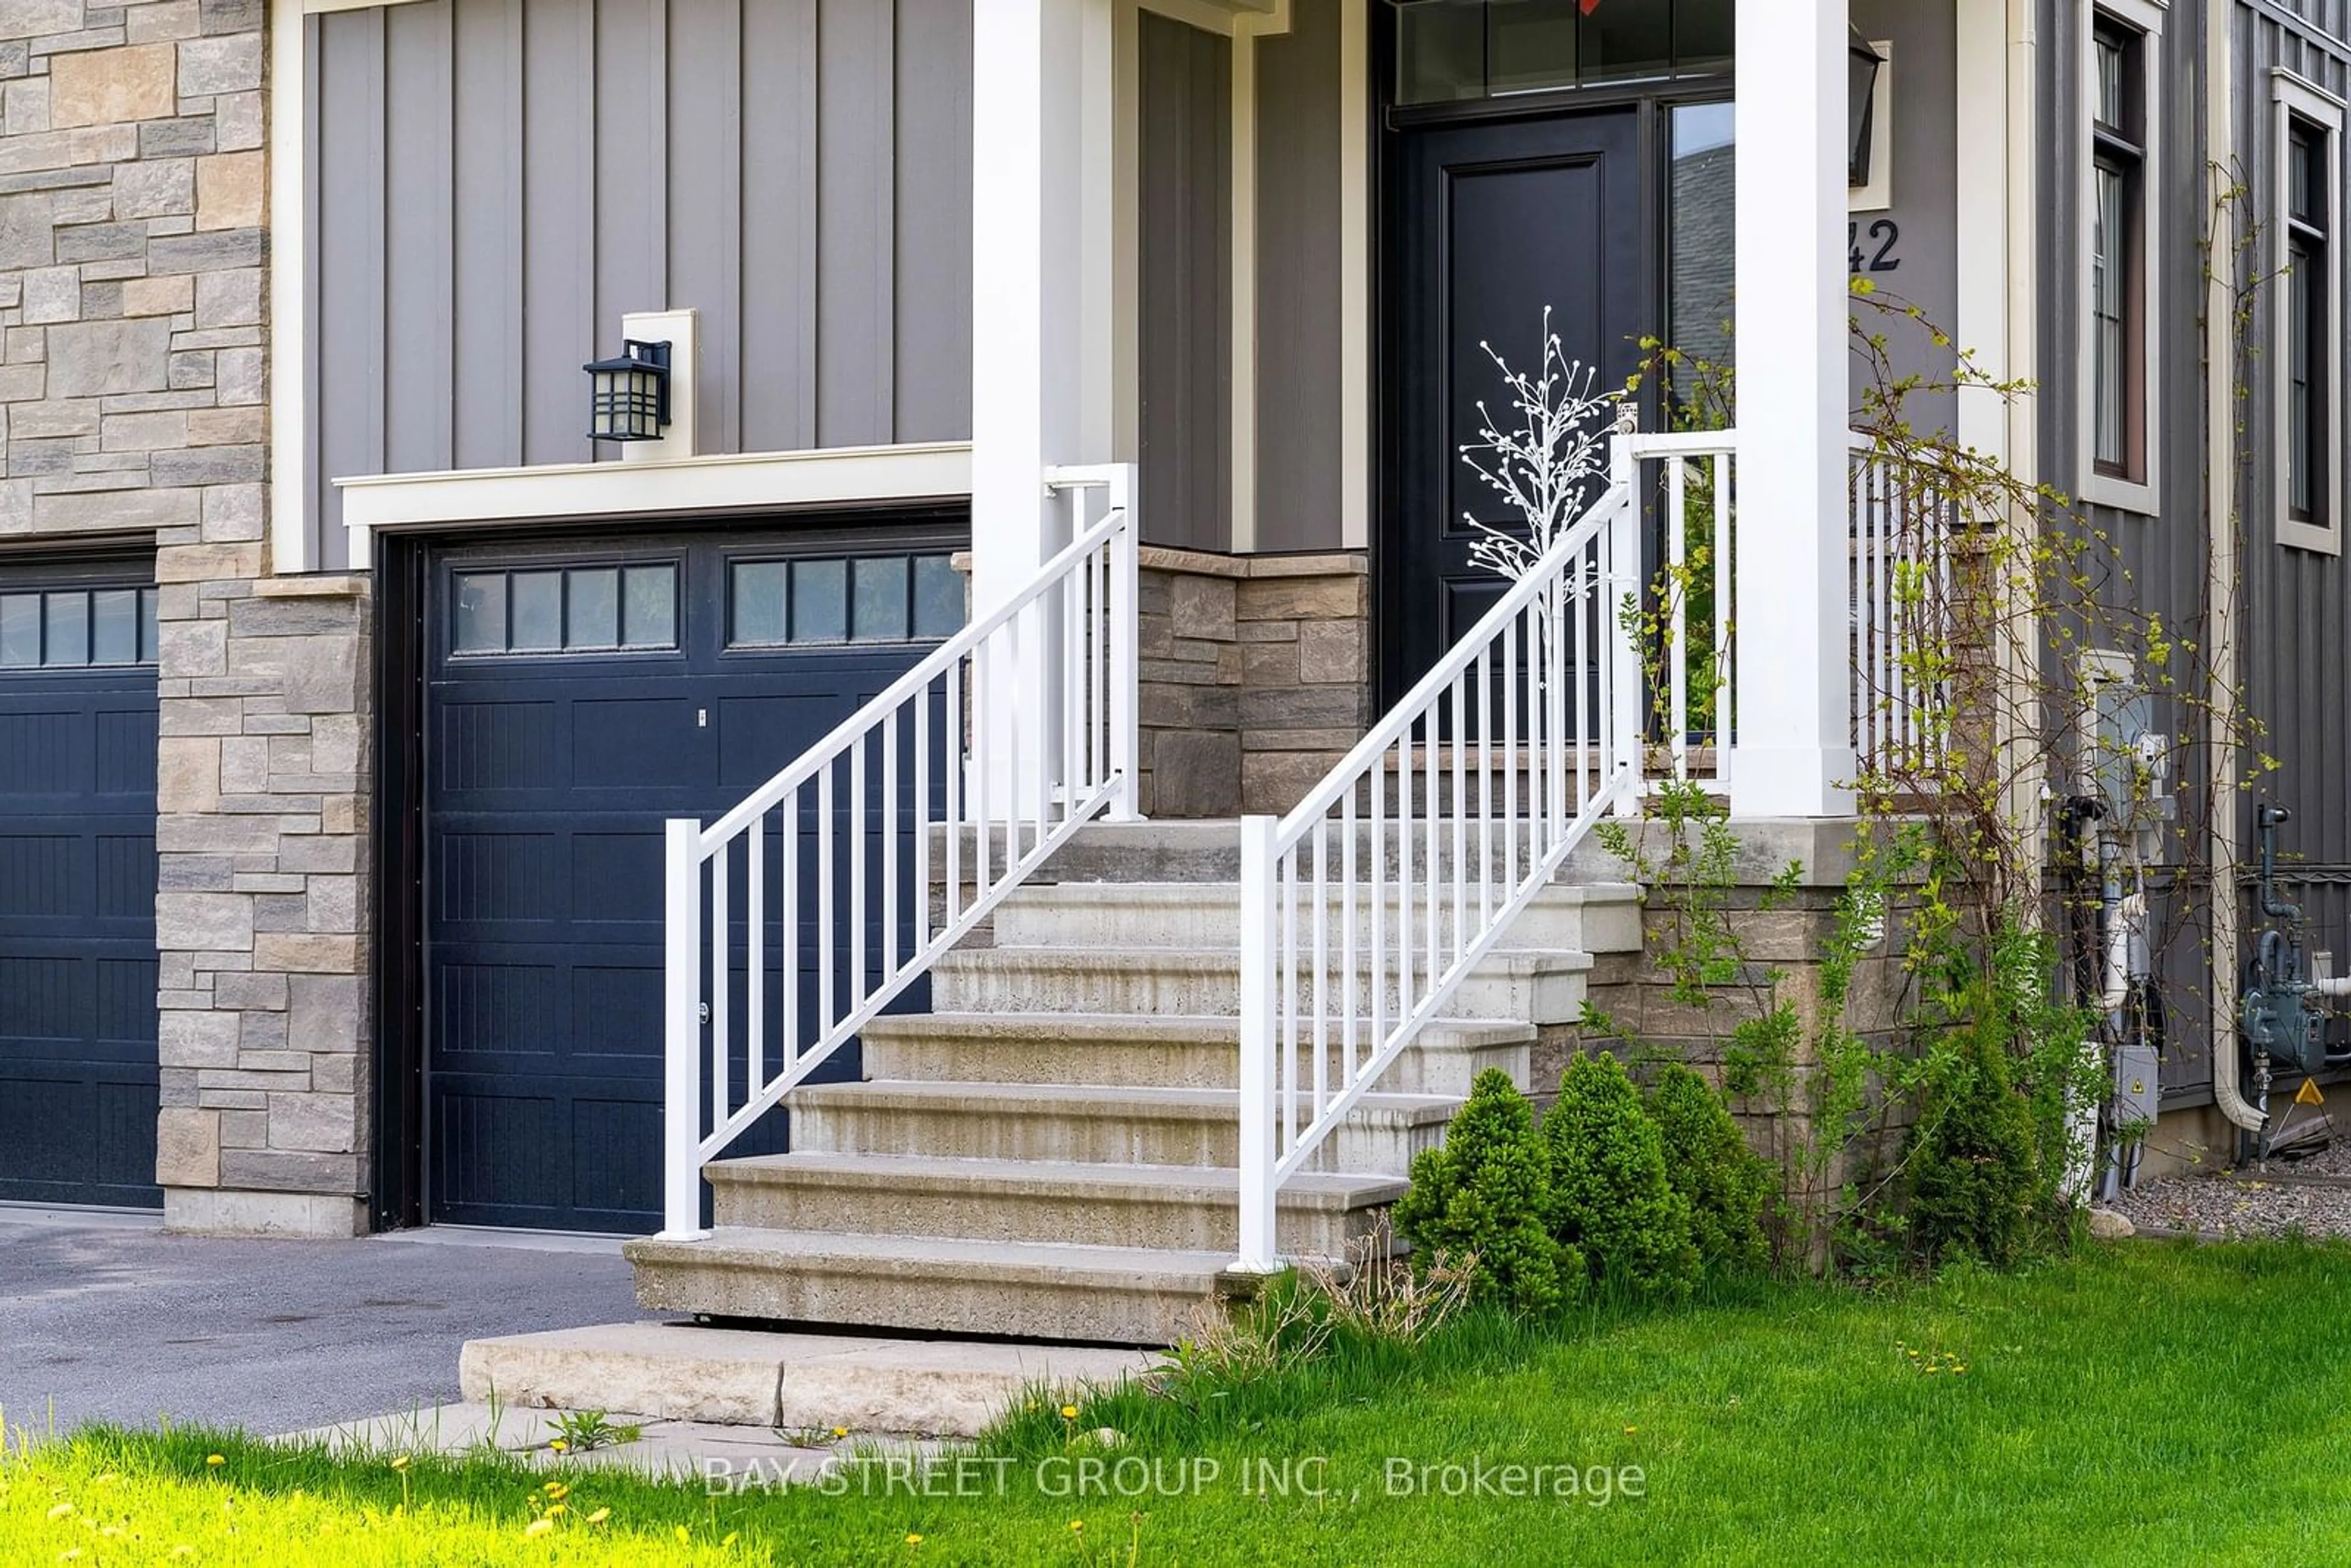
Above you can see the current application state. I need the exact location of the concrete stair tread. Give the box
[705,1151,1409,1207]
[937,945,1594,975]
[1006,880,1641,906]
[857,1011,1536,1045]
[791,1078,1464,1120]
[628,1226,1260,1285]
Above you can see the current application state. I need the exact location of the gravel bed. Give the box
[2108,1157,2351,1240]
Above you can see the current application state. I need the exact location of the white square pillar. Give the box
[1730,0,1856,818]
[970,0,1116,613]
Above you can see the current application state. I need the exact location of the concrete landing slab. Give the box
[280,1399,858,1483]
[458,1321,1157,1438]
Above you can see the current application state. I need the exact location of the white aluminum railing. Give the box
[1617,429,1736,789]
[1847,437,1951,776]
[1616,428,1950,790]
[660,465,1139,1237]
[1232,478,1644,1272]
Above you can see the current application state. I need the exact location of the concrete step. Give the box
[991,879,1641,956]
[705,1152,1404,1255]
[624,1226,1251,1346]
[458,1321,1156,1436]
[858,1011,1532,1096]
[790,1079,1458,1176]
[931,943,1592,1024]
[942,818,1666,892]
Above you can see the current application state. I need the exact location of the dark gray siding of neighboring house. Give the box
[2038,0,2219,1097]
[1139,12,1232,553]
[1256,0,1348,553]
[306,0,973,570]
[2231,2,2351,1056]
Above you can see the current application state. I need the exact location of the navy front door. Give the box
[1385,108,1649,699]
[0,563,160,1209]
[423,529,962,1232]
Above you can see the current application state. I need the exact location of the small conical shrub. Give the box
[1544,1052,1699,1297]
[1392,1068,1573,1315]
[1907,1001,2039,1268]
[1647,1062,1771,1277]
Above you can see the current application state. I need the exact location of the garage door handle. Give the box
[697,1002,711,1025]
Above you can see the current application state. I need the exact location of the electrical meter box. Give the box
[2112,1042,2161,1133]
[2079,651,2173,831]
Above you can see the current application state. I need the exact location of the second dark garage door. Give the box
[0,560,160,1209]
[423,526,963,1232]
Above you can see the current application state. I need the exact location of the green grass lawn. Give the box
[10,1239,2351,1566]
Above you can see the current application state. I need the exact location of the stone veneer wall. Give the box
[1135,547,1369,818]
[0,0,375,1236]
[1563,820,1918,1212]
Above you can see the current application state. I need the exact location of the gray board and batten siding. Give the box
[1255,0,1351,553]
[2036,0,2217,1099]
[2032,0,2351,1103]
[1138,10,1233,553]
[2225,1,2351,1087]
[1138,0,1354,555]
[306,0,974,570]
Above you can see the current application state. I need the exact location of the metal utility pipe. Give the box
[2205,0,2262,1132]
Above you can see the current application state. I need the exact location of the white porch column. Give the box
[1730,0,1856,818]
[970,0,1116,613]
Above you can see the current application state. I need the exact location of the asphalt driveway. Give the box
[0,1210,642,1436]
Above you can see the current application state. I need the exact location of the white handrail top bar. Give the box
[1271,479,1632,845]
[697,504,1128,851]
[1621,430,1738,457]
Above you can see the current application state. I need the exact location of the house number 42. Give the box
[1848,218,1901,274]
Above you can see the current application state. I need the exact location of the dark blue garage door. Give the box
[425,531,962,1232]
[0,565,160,1209]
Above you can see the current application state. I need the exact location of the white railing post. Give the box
[1107,463,1142,822]
[662,817,706,1239]
[1234,812,1280,1273]
[1607,486,1644,795]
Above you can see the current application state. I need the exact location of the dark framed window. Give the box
[449,563,678,656]
[727,552,964,648]
[0,586,159,669]
[2285,111,2331,530]
[1397,0,1731,107]
[2089,16,2147,483]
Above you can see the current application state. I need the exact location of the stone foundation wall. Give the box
[1135,547,1369,818]
[0,1,374,1236]
[1559,820,1918,1190]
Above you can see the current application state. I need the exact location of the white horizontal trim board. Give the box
[336,441,973,567]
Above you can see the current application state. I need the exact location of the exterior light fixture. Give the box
[1848,26,1885,189]
[583,339,672,442]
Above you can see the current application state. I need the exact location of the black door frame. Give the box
[370,500,969,1234]
[1371,32,1734,705]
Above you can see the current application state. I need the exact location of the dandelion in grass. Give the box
[525,1517,554,1538]
[204,1455,224,1468]
[587,1507,612,1526]
[906,1532,923,1546]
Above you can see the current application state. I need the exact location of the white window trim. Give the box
[336,443,974,569]
[2271,70,2345,556]
[2077,0,2165,517]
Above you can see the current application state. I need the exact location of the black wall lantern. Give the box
[1848,26,1885,189]
[583,339,672,442]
